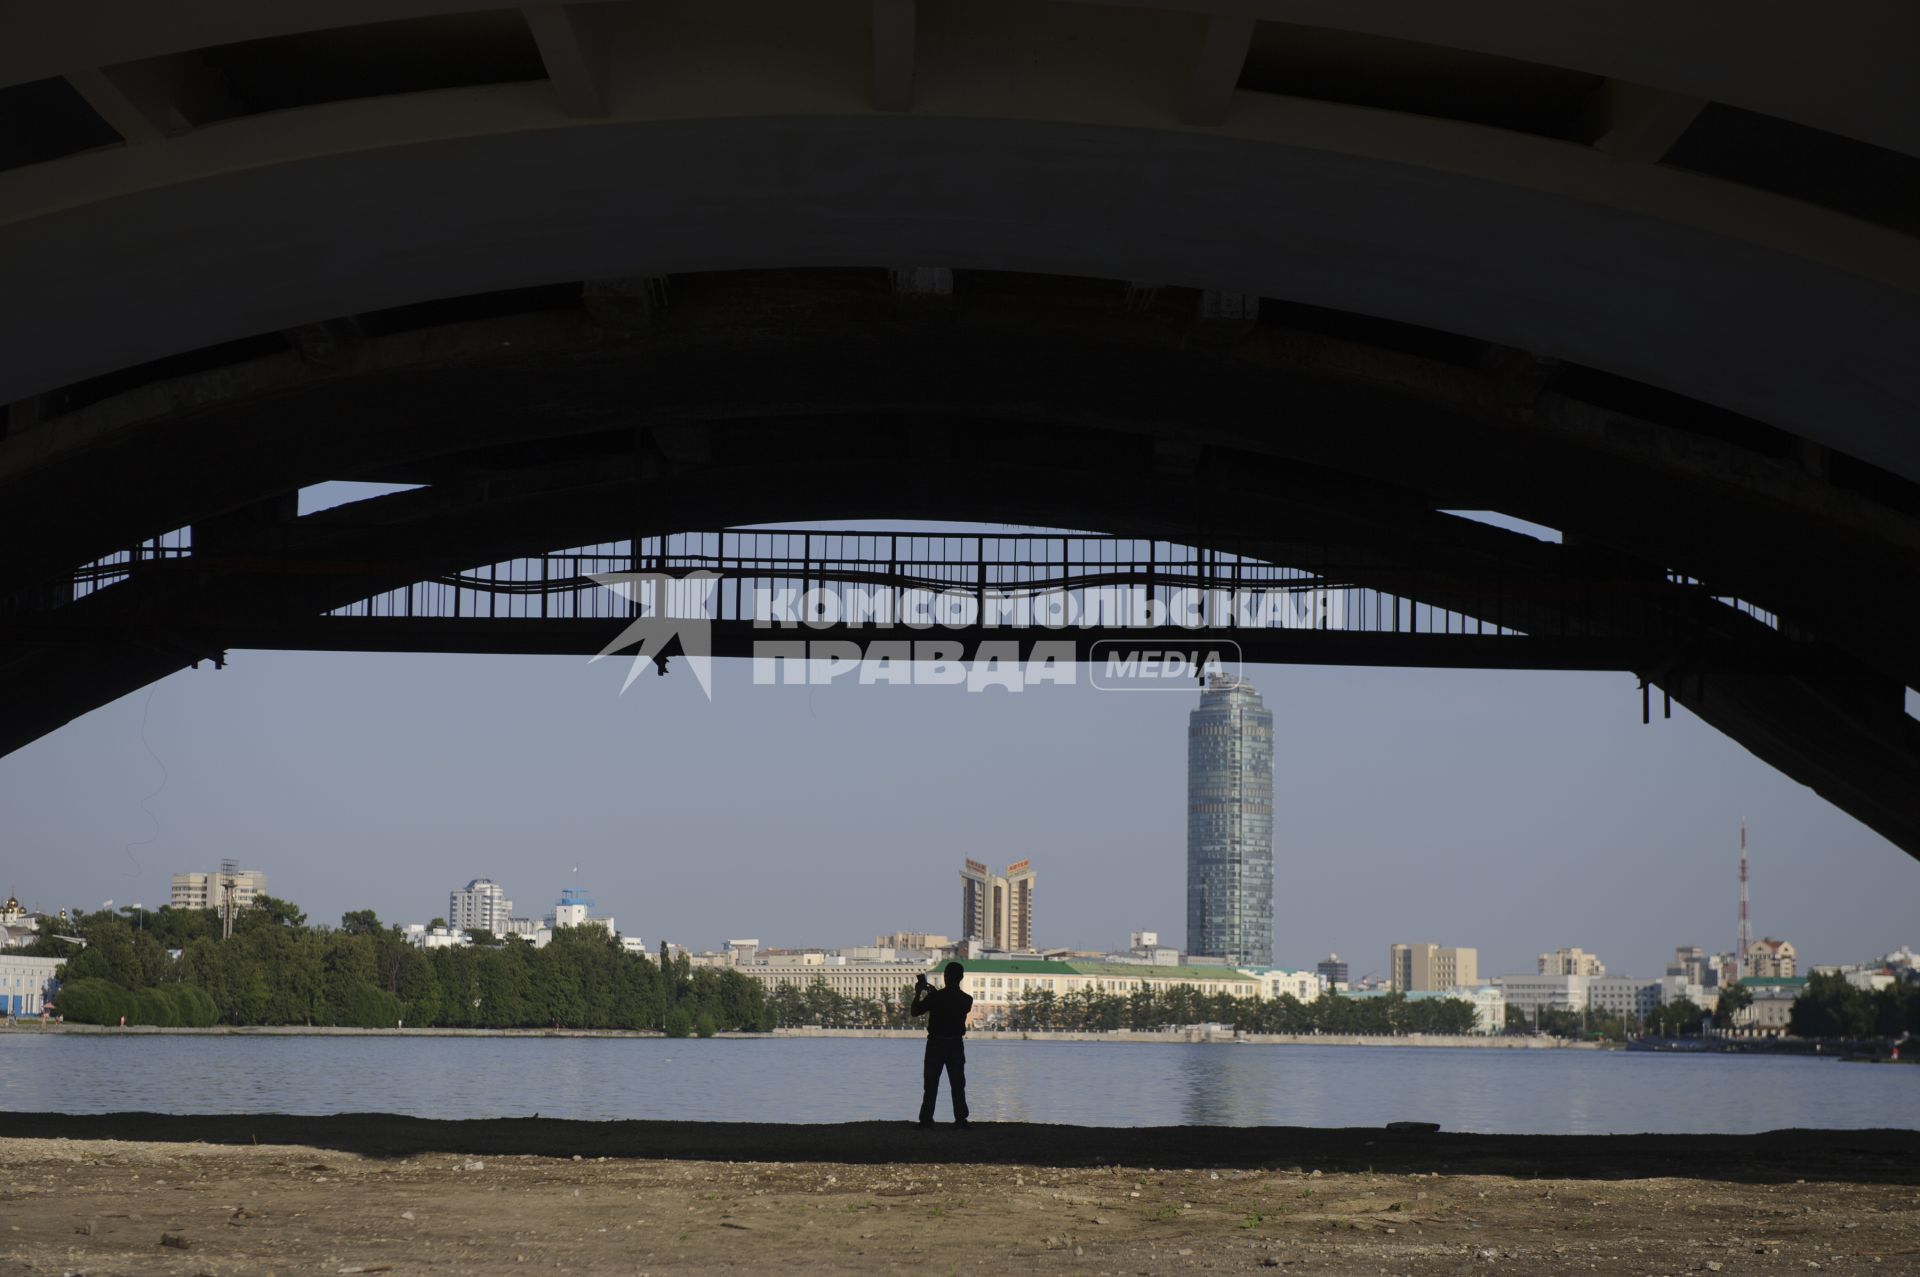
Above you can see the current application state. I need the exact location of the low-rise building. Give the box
[1494,973,1590,1021]
[875,932,950,951]
[503,917,552,948]
[1342,985,1505,1034]
[1729,976,1808,1036]
[734,955,931,1006]
[550,888,613,936]
[1587,976,1661,1023]
[1113,931,1183,966]
[1240,967,1327,1003]
[961,958,1260,1026]
[0,954,63,1016]
[404,924,468,949]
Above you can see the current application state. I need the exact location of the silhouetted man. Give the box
[911,961,973,1128]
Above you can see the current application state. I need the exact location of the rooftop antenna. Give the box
[1736,821,1752,979]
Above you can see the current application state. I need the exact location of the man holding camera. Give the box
[910,961,973,1128]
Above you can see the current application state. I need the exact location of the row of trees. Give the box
[1000,986,1481,1035]
[31,900,768,1033]
[1502,978,1919,1041]
[754,982,1485,1035]
[61,901,1912,1041]
[1789,973,1920,1039]
[1507,987,1749,1040]
[28,902,1498,1036]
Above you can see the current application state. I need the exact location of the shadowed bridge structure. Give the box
[28,526,1787,678]
[2,4,1919,857]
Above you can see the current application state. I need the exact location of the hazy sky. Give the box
[4,634,1914,979]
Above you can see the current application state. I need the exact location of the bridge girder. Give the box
[4,0,1919,868]
[7,273,1918,692]
[6,437,1919,859]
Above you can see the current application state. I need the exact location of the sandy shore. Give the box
[1,1117,1916,1274]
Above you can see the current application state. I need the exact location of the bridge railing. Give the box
[320,529,1665,641]
[36,527,1781,649]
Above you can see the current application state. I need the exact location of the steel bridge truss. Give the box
[50,526,1786,675]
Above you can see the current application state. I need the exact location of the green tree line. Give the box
[29,900,767,1033]
[1497,978,1918,1042]
[1788,973,1919,1039]
[1003,985,1483,1035]
[1506,987,1744,1040]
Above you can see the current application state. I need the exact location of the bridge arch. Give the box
[4,8,1918,858]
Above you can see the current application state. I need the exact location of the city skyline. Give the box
[2,653,1913,979]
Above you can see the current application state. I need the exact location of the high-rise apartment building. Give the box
[449,878,513,935]
[960,860,991,943]
[1004,859,1034,951]
[1538,947,1606,977]
[1390,942,1478,992]
[170,868,267,912]
[1186,673,1274,967]
[959,859,1037,951]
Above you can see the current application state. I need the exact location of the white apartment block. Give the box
[504,917,553,948]
[1495,973,1590,1019]
[1588,976,1661,1021]
[171,868,267,912]
[448,879,512,935]
[1243,968,1327,1002]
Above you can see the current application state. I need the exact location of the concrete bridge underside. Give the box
[2,4,1919,856]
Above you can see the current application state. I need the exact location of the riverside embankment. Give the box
[12,1023,1592,1047]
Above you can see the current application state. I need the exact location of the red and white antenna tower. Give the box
[1736,821,1752,976]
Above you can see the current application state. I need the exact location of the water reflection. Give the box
[1179,1048,1273,1126]
[0,1034,1910,1134]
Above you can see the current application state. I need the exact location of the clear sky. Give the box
[3,636,1913,980]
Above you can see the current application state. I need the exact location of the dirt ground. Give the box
[3,1127,1918,1276]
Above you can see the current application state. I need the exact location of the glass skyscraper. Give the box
[1186,673,1274,966]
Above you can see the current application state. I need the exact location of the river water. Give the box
[0,1034,1910,1134]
